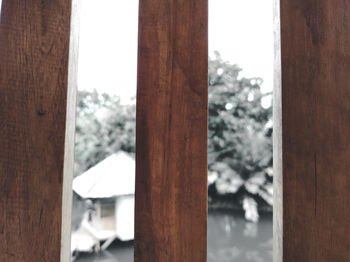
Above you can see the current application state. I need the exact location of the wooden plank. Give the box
[279,0,350,261]
[0,1,75,261]
[134,0,208,260]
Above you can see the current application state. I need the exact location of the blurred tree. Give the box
[74,90,135,176]
[208,52,273,221]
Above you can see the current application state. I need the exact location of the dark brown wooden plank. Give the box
[0,1,76,261]
[134,0,208,260]
[279,0,350,261]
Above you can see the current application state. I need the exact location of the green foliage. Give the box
[74,53,273,218]
[74,90,135,176]
[208,52,273,214]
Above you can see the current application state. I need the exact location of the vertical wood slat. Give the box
[135,0,208,260]
[273,0,282,261]
[0,1,76,261]
[61,0,80,261]
[278,0,350,261]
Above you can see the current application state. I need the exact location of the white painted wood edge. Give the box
[273,0,283,261]
[61,0,81,261]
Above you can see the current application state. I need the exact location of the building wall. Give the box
[115,195,135,241]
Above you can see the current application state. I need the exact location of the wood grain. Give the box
[134,0,208,261]
[0,1,74,261]
[280,0,350,261]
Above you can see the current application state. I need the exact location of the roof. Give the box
[73,151,135,199]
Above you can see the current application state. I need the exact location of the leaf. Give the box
[215,169,244,194]
[244,172,266,194]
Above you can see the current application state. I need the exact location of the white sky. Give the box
[209,0,274,94]
[78,0,140,102]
